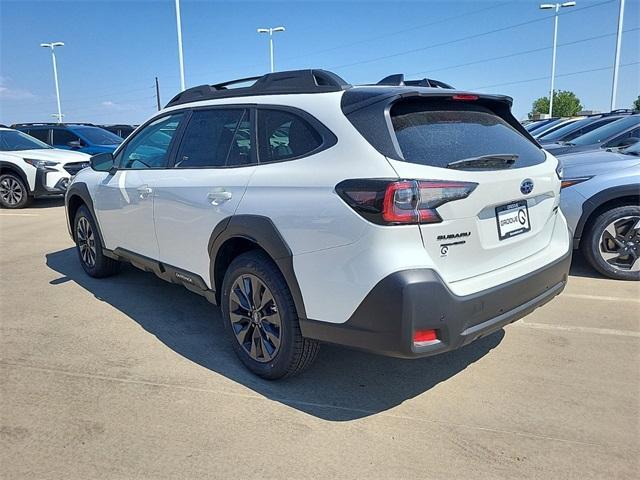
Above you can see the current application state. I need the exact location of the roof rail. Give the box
[11,122,60,127]
[376,74,454,89]
[10,122,97,127]
[165,69,350,108]
[607,108,637,115]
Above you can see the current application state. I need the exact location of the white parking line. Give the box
[561,293,640,304]
[518,321,640,338]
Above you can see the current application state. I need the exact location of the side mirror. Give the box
[67,140,82,149]
[90,152,115,172]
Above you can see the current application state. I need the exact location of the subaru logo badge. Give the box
[520,178,534,195]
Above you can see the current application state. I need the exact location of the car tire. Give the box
[74,205,120,278]
[221,250,320,379]
[582,205,640,281]
[0,173,31,209]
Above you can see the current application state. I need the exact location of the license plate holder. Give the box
[496,200,530,240]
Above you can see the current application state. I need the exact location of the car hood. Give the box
[560,149,640,178]
[3,148,91,165]
[544,142,605,156]
[88,145,119,153]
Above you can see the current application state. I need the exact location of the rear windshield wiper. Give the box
[446,154,518,170]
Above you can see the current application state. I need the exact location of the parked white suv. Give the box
[65,70,571,379]
[0,127,90,208]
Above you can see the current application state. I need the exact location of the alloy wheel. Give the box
[599,216,640,272]
[228,273,282,363]
[0,177,24,206]
[76,216,97,268]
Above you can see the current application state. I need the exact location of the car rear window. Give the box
[390,102,545,169]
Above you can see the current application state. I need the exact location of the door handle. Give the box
[137,185,153,199]
[207,190,232,206]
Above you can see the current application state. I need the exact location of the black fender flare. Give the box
[0,161,31,193]
[65,182,106,246]
[208,215,307,320]
[574,184,640,243]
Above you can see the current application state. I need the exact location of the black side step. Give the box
[110,247,217,304]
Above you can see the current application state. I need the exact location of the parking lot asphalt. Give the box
[1,199,638,480]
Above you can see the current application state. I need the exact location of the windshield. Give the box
[541,117,603,142]
[525,119,552,131]
[570,116,640,146]
[73,126,123,145]
[530,118,564,134]
[0,130,52,151]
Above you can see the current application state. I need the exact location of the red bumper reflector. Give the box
[414,329,438,343]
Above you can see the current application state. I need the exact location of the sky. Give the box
[0,0,638,125]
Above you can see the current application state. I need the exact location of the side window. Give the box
[175,108,252,168]
[27,129,50,143]
[606,128,640,148]
[257,109,322,163]
[53,129,80,146]
[120,113,184,169]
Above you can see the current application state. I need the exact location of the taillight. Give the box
[382,181,418,223]
[336,179,477,225]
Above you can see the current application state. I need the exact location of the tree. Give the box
[633,95,640,111]
[529,90,583,118]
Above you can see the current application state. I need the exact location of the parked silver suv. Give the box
[560,142,640,280]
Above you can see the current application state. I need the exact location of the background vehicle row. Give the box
[0,127,89,208]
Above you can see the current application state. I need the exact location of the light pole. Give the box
[40,42,64,123]
[175,0,186,91]
[539,2,576,117]
[610,0,626,110]
[257,26,285,73]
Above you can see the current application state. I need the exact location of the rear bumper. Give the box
[300,249,571,358]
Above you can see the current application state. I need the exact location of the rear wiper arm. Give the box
[446,154,519,170]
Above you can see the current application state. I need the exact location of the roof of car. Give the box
[164,69,469,109]
[11,123,97,128]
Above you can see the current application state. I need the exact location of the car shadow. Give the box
[30,197,65,209]
[46,247,504,421]
[568,250,607,280]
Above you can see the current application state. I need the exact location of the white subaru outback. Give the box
[65,70,571,379]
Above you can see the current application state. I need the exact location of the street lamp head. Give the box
[257,28,269,34]
[561,1,576,7]
[40,42,64,48]
[272,26,285,32]
[539,4,556,9]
